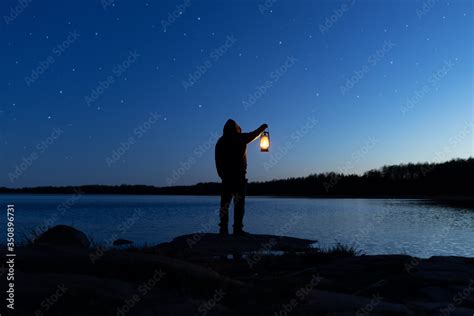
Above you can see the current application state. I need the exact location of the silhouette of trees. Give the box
[1,158,472,197]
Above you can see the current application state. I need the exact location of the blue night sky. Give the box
[0,0,472,187]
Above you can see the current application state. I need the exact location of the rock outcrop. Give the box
[13,229,474,315]
[34,225,90,249]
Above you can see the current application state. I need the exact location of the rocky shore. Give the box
[7,226,474,315]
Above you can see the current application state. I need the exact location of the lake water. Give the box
[1,194,473,258]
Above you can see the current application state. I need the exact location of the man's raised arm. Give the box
[242,124,268,144]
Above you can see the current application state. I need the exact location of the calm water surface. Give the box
[1,194,473,258]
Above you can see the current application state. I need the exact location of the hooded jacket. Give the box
[215,119,265,180]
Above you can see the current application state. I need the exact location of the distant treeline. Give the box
[1,158,473,197]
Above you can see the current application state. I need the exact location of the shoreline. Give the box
[3,192,473,208]
[11,229,474,315]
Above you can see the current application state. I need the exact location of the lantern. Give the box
[260,131,270,152]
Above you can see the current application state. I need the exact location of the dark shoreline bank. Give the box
[11,230,474,315]
[2,189,473,208]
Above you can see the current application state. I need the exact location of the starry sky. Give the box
[0,0,472,188]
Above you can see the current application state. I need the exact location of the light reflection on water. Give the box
[0,194,472,258]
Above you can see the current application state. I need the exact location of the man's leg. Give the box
[219,181,232,234]
[233,178,247,234]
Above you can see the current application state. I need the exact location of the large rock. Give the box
[156,233,316,258]
[34,225,90,249]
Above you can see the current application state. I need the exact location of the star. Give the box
[197,17,201,21]
[120,99,124,103]
[47,115,52,119]
[72,68,76,72]
[94,32,99,36]
[198,104,202,108]
[97,106,101,110]
[278,41,283,45]
[316,93,320,97]
[59,90,63,94]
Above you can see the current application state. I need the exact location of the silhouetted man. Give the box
[215,119,268,236]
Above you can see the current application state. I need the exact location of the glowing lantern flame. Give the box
[260,131,270,152]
